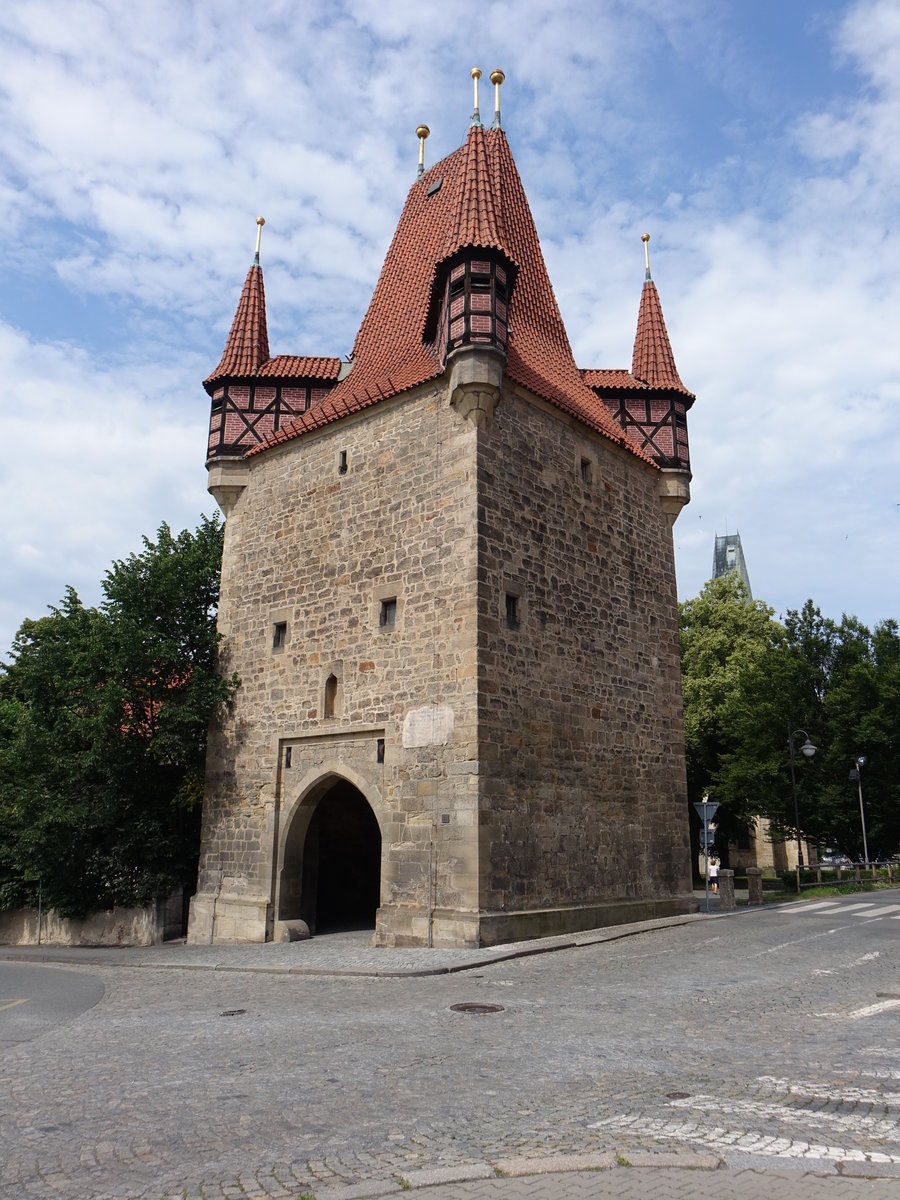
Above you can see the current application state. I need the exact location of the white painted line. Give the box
[871,903,900,914]
[846,903,878,913]
[847,999,900,1021]
[780,901,841,913]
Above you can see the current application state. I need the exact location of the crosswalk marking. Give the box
[781,901,841,912]
[778,901,896,917]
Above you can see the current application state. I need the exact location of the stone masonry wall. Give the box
[475,386,692,921]
[189,382,482,946]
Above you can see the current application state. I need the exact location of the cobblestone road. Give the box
[1,894,898,1199]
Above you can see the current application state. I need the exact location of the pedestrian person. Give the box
[709,856,719,894]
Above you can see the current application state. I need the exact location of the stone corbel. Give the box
[207,461,251,517]
[657,468,691,528]
[447,346,505,428]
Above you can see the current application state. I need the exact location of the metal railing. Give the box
[796,860,896,891]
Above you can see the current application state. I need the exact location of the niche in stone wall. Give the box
[324,672,341,718]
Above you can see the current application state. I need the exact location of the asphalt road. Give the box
[0,891,898,1199]
[0,963,104,1049]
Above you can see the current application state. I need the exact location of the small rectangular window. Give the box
[505,593,519,629]
[338,450,348,475]
[272,622,287,650]
[284,747,292,768]
[580,457,592,484]
[376,738,385,764]
[379,598,397,628]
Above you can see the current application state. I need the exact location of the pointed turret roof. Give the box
[251,124,643,460]
[631,273,692,397]
[205,260,269,388]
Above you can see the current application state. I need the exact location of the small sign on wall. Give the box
[402,705,455,748]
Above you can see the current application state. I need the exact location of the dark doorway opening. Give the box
[300,780,381,933]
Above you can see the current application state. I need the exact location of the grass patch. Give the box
[615,1152,631,1167]
[397,1177,411,1191]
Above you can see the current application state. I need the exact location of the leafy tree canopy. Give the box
[680,580,899,865]
[0,517,235,917]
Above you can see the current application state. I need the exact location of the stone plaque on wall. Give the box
[402,705,455,748]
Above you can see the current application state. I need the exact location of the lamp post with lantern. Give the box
[788,726,816,881]
[848,755,869,868]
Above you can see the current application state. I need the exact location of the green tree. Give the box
[0,517,235,917]
[681,585,900,865]
[678,575,783,869]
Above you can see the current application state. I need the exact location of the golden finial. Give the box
[490,69,505,128]
[642,232,651,279]
[471,67,483,127]
[255,216,266,263]
[416,124,430,179]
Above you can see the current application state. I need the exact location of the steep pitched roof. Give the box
[250,125,647,462]
[631,278,692,397]
[205,263,269,388]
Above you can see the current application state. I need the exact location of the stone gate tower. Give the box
[188,73,697,948]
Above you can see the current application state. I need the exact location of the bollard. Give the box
[718,868,736,911]
[746,866,763,906]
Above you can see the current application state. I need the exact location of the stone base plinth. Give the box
[187,893,270,944]
[373,895,698,949]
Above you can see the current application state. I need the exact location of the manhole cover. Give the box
[449,1002,505,1015]
[220,1009,247,1017]
[666,1091,691,1100]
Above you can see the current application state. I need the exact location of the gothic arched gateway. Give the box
[278,778,382,935]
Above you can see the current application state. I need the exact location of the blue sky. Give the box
[1,0,898,655]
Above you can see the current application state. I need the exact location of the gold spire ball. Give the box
[416,124,430,179]
[642,232,651,279]
[471,66,482,126]
[254,216,266,263]
[490,69,505,127]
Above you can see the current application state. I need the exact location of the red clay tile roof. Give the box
[248,126,649,463]
[259,355,342,380]
[441,119,507,260]
[582,368,642,389]
[630,279,693,397]
[205,263,269,388]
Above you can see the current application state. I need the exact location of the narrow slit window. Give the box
[272,622,287,650]
[505,593,519,629]
[324,674,338,717]
[338,450,348,475]
[284,747,292,768]
[379,598,397,628]
[580,457,592,484]
[376,738,385,764]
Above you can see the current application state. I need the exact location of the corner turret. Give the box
[584,234,695,525]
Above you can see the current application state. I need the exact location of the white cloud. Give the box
[0,0,898,654]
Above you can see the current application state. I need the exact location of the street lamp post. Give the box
[788,726,817,879]
[849,755,869,868]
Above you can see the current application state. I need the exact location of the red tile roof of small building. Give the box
[247,125,650,463]
[258,355,342,380]
[630,278,693,397]
[205,263,269,388]
[582,368,643,390]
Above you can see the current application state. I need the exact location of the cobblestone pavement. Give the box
[1,893,899,1199]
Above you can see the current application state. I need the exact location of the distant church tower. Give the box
[189,71,699,949]
[712,532,752,598]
